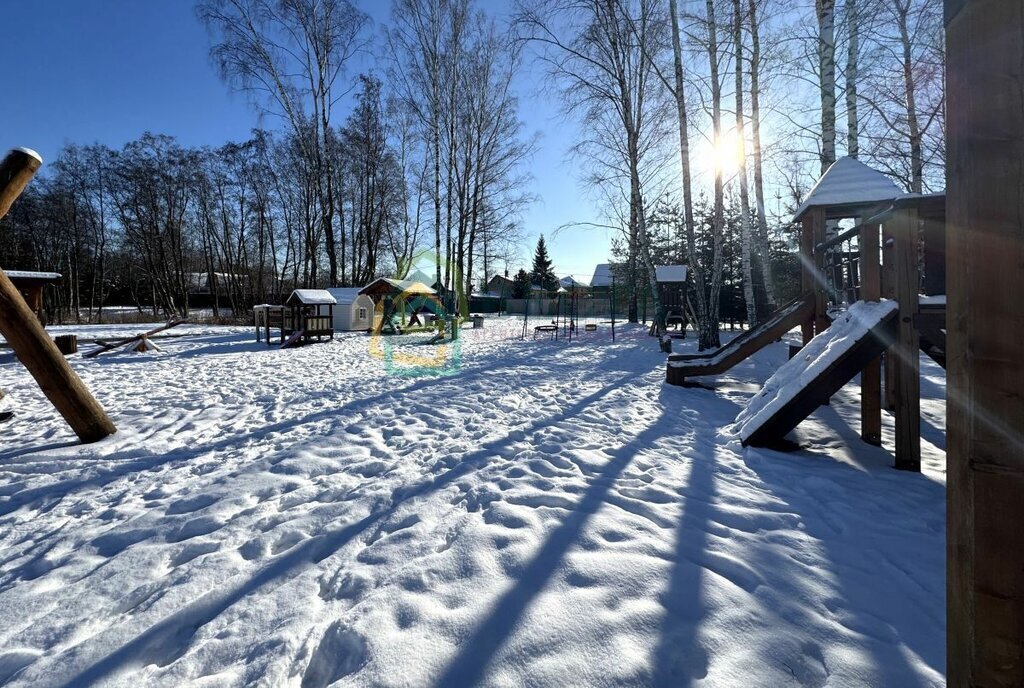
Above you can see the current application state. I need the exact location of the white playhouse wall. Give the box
[327,288,374,331]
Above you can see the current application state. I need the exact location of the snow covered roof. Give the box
[360,278,437,297]
[287,289,337,306]
[326,288,370,306]
[3,270,62,281]
[655,265,687,283]
[590,264,614,287]
[792,157,901,222]
[559,276,589,289]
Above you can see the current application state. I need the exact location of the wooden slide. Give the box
[665,292,815,386]
[735,301,899,448]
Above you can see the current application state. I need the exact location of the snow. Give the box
[288,289,337,306]
[735,300,899,443]
[655,265,687,283]
[792,157,901,221]
[0,323,251,347]
[2,270,62,281]
[0,316,945,686]
[919,294,946,306]
[15,147,42,163]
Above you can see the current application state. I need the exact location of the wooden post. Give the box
[881,219,897,411]
[810,207,829,336]
[0,149,116,444]
[800,211,817,345]
[859,220,882,445]
[891,206,920,471]
[946,0,1024,683]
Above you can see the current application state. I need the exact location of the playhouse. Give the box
[326,288,374,331]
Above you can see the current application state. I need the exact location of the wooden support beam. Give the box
[800,211,818,345]
[859,220,882,445]
[0,149,116,444]
[881,220,897,411]
[946,0,1024,683]
[891,206,921,471]
[810,207,829,335]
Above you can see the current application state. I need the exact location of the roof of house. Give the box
[326,287,371,306]
[792,157,901,222]
[3,270,62,282]
[287,289,337,306]
[590,264,615,287]
[655,265,688,283]
[359,278,437,297]
[559,276,590,289]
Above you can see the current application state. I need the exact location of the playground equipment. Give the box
[668,156,947,472]
[254,289,336,348]
[653,265,689,338]
[0,148,116,443]
[85,319,187,358]
[521,275,616,342]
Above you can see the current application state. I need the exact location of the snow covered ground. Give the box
[0,317,946,687]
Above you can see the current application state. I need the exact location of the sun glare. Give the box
[702,129,744,177]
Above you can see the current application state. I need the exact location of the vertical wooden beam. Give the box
[891,206,920,471]
[946,0,1024,683]
[0,149,116,444]
[881,219,898,411]
[810,207,829,335]
[799,211,816,345]
[860,220,882,445]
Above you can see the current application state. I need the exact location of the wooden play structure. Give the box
[668,156,947,473]
[3,270,61,324]
[0,148,116,443]
[359,278,446,337]
[254,289,336,348]
[654,265,689,336]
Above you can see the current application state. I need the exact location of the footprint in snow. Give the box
[301,623,368,688]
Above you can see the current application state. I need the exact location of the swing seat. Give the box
[585,323,597,331]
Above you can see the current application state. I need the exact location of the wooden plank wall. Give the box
[946,0,1024,683]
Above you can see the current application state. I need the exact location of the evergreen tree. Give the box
[512,268,532,298]
[530,235,558,291]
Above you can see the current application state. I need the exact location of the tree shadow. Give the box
[743,445,945,682]
[434,409,676,687]
[55,371,636,687]
[648,390,739,686]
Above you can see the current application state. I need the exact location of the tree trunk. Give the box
[845,0,860,158]
[734,0,757,327]
[896,0,923,193]
[705,0,725,349]
[747,0,777,310]
[817,0,837,174]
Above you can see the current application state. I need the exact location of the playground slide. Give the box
[735,300,899,448]
[665,292,815,386]
[280,330,305,349]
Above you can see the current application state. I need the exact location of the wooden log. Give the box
[891,206,921,471]
[54,334,78,355]
[859,220,882,445]
[0,148,116,444]
[82,320,185,358]
[0,148,42,219]
[946,0,1024,683]
[0,269,116,442]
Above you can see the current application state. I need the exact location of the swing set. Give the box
[520,276,617,343]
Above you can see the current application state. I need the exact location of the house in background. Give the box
[3,270,61,324]
[326,288,374,331]
[486,274,515,298]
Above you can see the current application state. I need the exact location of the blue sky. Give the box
[3,1,611,284]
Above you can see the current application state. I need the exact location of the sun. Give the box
[701,129,744,176]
